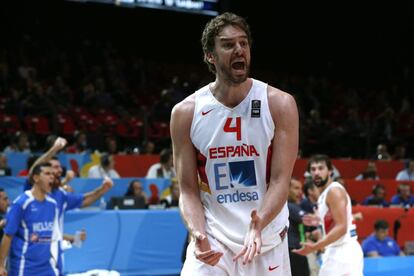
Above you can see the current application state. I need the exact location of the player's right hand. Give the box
[54,137,67,151]
[193,231,223,266]
[0,267,7,276]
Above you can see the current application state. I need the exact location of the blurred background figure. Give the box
[287,178,310,276]
[390,183,414,207]
[160,178,180,208]
[141,140,155,155]
[88,154,120,179]
[374,143,392,161]
[3,131,31,154]
[17,155,38,177]
[66,130,89,154]
[355,161,380,180]
[362,183,389,207]
[125,179,148,204]
[146,148,175,179]
[0,155,11,177]
[362,219,404,257]
[395,160,414,181]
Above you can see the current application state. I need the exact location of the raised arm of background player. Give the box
[28,137,75,189]
[81,176,113,207]
[234,87,299,264]
[29,137,66,175]
[171,95,223,266]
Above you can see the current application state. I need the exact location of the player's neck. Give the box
[31,185,46,201]
[210,78,252,108]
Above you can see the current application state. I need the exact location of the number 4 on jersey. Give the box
[223,117,241,141]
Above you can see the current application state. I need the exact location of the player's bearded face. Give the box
[313,174,329,188]
[310,162,330,188]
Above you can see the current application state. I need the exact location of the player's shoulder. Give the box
[12,191,32,207]
[266,84,296,108]
[326,182,347,198]
[172,93,196,117]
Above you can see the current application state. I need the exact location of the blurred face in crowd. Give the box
[310,161,331,188]
[132,180,144,196]
[17,134,29,150]
[0,191,10,213]
[399,184,411,200]
[289,179,302,204]
[375,227,388,241]
[106,138,117,154]
[366,161,377,173]
[307,185,320,203]
[374,187,385,200]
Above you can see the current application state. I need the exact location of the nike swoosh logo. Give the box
[201,109,214,116]
[268,265,279,271]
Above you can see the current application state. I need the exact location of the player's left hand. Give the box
[233,209,262,264]
[292,241,319,256]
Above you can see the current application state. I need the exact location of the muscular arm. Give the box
[313,187,348,250]
[257,88,299,229]
[29,137,66,175]
[81,177,113,207]
[170,97,206,237]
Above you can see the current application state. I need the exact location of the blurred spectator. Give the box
[390,183,414,207]
[374,143,391,161]
[66,131,89,154]
[0,188,10,240]
[0,154,11,176]
[300,179,319,214]
[18,155,38,177]
[141,140,155,155]
[288,178,310,276]
[355,161,380,180]
[362,184,389,207]
[160,178,180,208]
[3,131,31,154]
[372,107,396,144]
[44,134,59,152]
[362,219,404,257]
[392,145,407,161]
[102,136,119,155]
[146,148,175,179]
[125,179,148,204]
[395,160,414,181]
[299,179,321,276]
[88,154,120,178]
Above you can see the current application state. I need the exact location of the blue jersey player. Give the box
[0,162,59,276]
